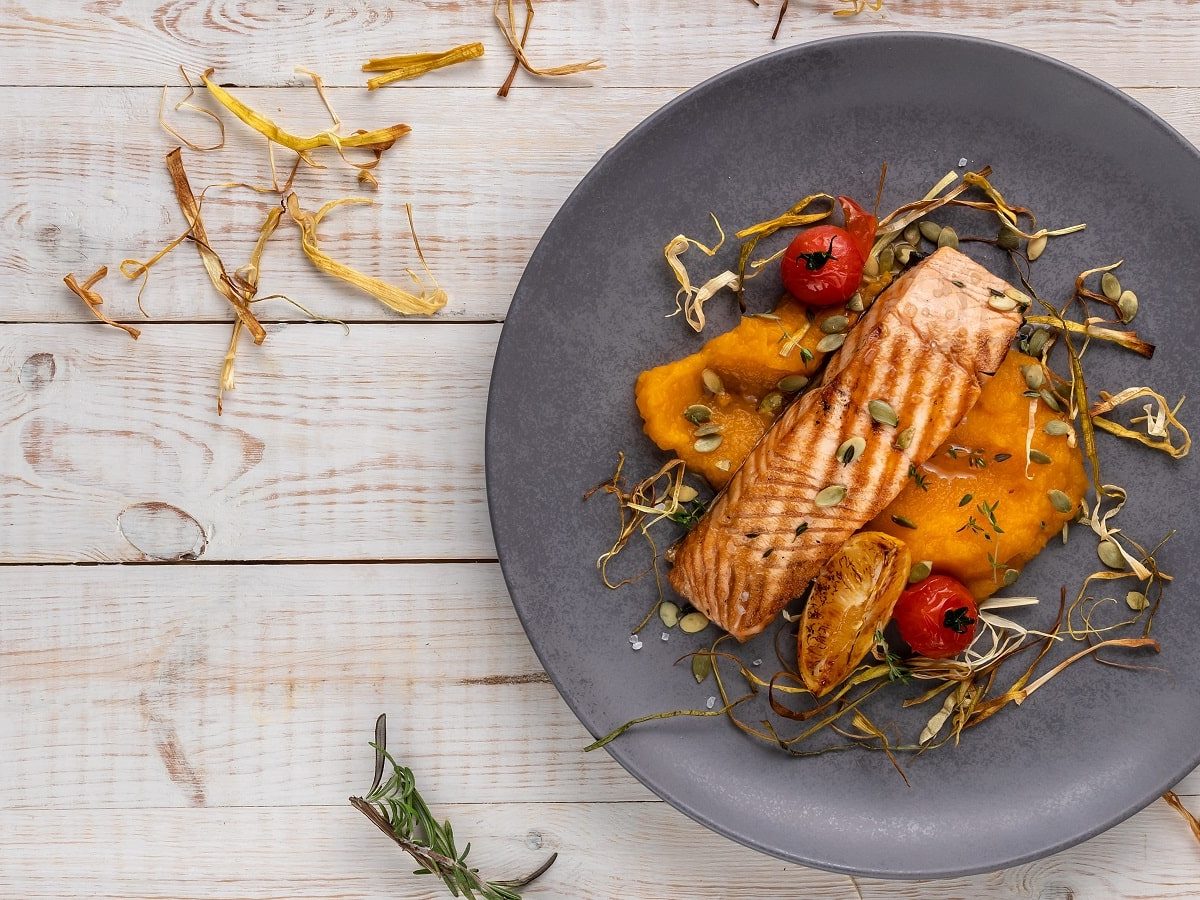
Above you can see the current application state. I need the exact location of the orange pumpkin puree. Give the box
[636,296,1087,599]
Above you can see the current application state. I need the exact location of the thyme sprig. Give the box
[350,715,557,899]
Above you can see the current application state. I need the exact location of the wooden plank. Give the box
[0,323,497,562]
[0,562,648,807]
[2,800,1199,898]
[2,1,1199,88]
[10,85,1199,325]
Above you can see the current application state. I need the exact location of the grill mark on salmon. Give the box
[668,248,1023,641]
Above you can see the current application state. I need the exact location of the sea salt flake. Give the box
[661,632,670,642]
[706,696,716,709]
[631,640,643,651]
[958,157,968,167]
[752,659,763,667]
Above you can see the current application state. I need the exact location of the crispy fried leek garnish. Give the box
[734,193,835,300]
[166,148,266,343]
[159,65,225,152]
[200,69,410,166]
[284,194,447,316]
[364,43,485,89]
[1024,315,1154,358]
[63,266,141,339]
[493,0,604,97]
[1164,791,1200,845]
[1091,387,1191,459]
[664,214,739,332]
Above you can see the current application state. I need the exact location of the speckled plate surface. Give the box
[485,33,1200,878]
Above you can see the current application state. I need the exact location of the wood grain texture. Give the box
[0,323,497,562]
[6,86,1198,324]
[2,800,1199,899]
[2,0,1199,88]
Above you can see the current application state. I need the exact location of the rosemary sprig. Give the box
[350,715,557,899]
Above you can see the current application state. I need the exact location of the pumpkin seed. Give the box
[1097,539,1127,570]
[1118,289,1138,323]
[903,223,921,245]
[896,245,913,265]
[715,458,732,472]
[1040,389,1062,412]
[1101,271,1122,301]
[937,225,959,249]
[1021,364,1045,391]
[879,246,895,272]
[1048,489,1073,514]
[1029,449,1053,465]
[758,391,785,415]
[1005,287,1031,308]
[658,601,680,628]
[987,294,1018,312]
[918,221,942,243]
[1044,420,1071,436]
[814,484,848,507]
[693,434,723,453]
[777,374,809,393]
[868,399,899,427]
[891,514,917,530]
[895,426,915,450]
[676,485,699,503]
[836,436,867,465]
[694,423,723,437]
[816,333,846,352]
[1002,568,1020,586]
[691,652,712,683]
[679,611,710,634]
[908,560,933,583]
[997,225,1020,250]
[683,404,712,425]
[1027,233,1048,261]
[821,315,850,334]
[1026,328,1050,357]
[1125,590,1149,611]
[701,368,725,395]
[863,256,880,277]
[847,291,865,312]
[993,452,1012,462]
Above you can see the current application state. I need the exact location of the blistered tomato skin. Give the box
[780,225,865,307]
[894,575,980,659]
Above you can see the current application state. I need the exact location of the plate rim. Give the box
[485,30,1200,879]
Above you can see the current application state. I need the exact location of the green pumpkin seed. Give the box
[908,560,933,583]
[1026,329,1050,357]
[817,333,847,352]
[988,294,1018,312]
[879,246,895,272]
[1048,489,1073,514]
[691,652,713,683]
[683,404,712,425]
[758,391,785,415]
[959,493,973,507]
[1005,287,1032,308]
[837,436,867,465]
[863,256,880,278]
[997,225,1020,250]
[891,514,917,530]
[658,601,680,628]
[868,399,899,427]
[693,434,723,453]
[701,368,724,395]
[1098,539,1127,570]
[694,423,723,437]
[1002,568,1020,586]
[1022,364,1045,391]
[847,292,865,313]
[820,315,849,334]
[918,221,942,243]
[679,611,710,634]
[903,223,921,245]
[1029,449,1053,465]
[1044,420,1071,436]
[937,225,959,250]
[895,426,915,450]
[777,374,809,393]
[676,485,699,503]
[715,458,732,472]
[1040,389,1062,412]
[1027,233,1048,261]
[896,245,914,266]
[1118,290,1138,323]
[814,484,848,507]
[1101,271,1122,301]
[1125,590,1149,611]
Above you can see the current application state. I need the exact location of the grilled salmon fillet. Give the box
[668,247,1024,640]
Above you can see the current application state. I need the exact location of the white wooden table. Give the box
[2,2,1198,897]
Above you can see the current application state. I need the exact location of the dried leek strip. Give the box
[1090,387,1191,459]
[664,214,739,332]
[159,65,225,152]
[493,0,604,97]
[1023,315,1154,359]
[166,148,266,344]
[285,194,447,316]
[364,43,485,89]
[1164,791,1200,845]
[200,69,410,165]
[734,193,835,301]
[63,266,141,339]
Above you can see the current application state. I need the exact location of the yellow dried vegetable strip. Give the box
[364,43,485,89]
[493,0,604,86]
[63,266,141,339]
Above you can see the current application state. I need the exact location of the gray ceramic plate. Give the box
[486,33,1200,878]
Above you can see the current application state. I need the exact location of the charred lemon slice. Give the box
[799,531,911,697]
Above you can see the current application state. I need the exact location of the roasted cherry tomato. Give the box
[837,195,877,260]
[893,575,979,660]
[780,224,865,307]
